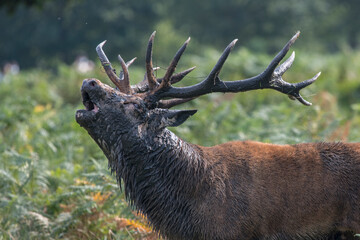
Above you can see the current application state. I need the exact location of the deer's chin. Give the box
[75,109,97,127]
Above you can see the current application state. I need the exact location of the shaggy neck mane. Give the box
[106,127,205,238]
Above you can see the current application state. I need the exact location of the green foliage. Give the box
[1,47,360,239]
[0,66,153,239]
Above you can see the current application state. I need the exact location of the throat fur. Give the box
[108,129,205,239]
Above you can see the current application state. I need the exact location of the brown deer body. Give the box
[76,32,360,239]
[197,141,360,239]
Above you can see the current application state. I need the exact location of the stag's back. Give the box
[194,141,360,239]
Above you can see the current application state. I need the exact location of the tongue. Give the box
[93,104,99,113]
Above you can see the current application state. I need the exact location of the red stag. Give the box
[76,31,360,240]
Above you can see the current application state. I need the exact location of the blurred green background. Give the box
[1,0,360,239]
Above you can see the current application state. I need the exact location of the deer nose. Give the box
[82,78,98,89]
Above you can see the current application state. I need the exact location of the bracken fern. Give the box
[1,49,360,239]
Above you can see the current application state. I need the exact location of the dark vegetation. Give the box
[1,0,360,69]
[1,0,360,239]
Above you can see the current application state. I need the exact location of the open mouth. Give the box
[82,91,99,113]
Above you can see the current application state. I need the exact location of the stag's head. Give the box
[76,32,201,142]
[76,31,320,144]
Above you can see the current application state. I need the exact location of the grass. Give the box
[1,47,360,239]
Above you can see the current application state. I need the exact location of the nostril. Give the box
[89,79,97,87]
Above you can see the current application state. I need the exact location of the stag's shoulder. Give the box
[194,141,293,165]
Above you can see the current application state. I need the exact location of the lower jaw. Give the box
[75,109,96,126]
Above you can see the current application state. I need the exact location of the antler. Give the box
[96,41,134,94]
[96,31,320,109]
[147,31,320,107]
[132,66,196,94]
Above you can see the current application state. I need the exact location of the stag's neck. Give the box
[106,127,206,237]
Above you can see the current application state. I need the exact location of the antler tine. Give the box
[160,37,191,89]
[264,31,300,75]
[170,66,196,85]
[274,51,295,77]
[206,39,238,85]
[96,41,123,91]
[132,37,192,95]
[126,57,137,67]
[288,72,321,106]
[117,54,131,94]
[146,31,158,90]
[119,57,136,83]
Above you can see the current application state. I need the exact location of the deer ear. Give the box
[149,109,197,128]
[162,109,197,127]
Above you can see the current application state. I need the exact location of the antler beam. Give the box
[154,31,320,106]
